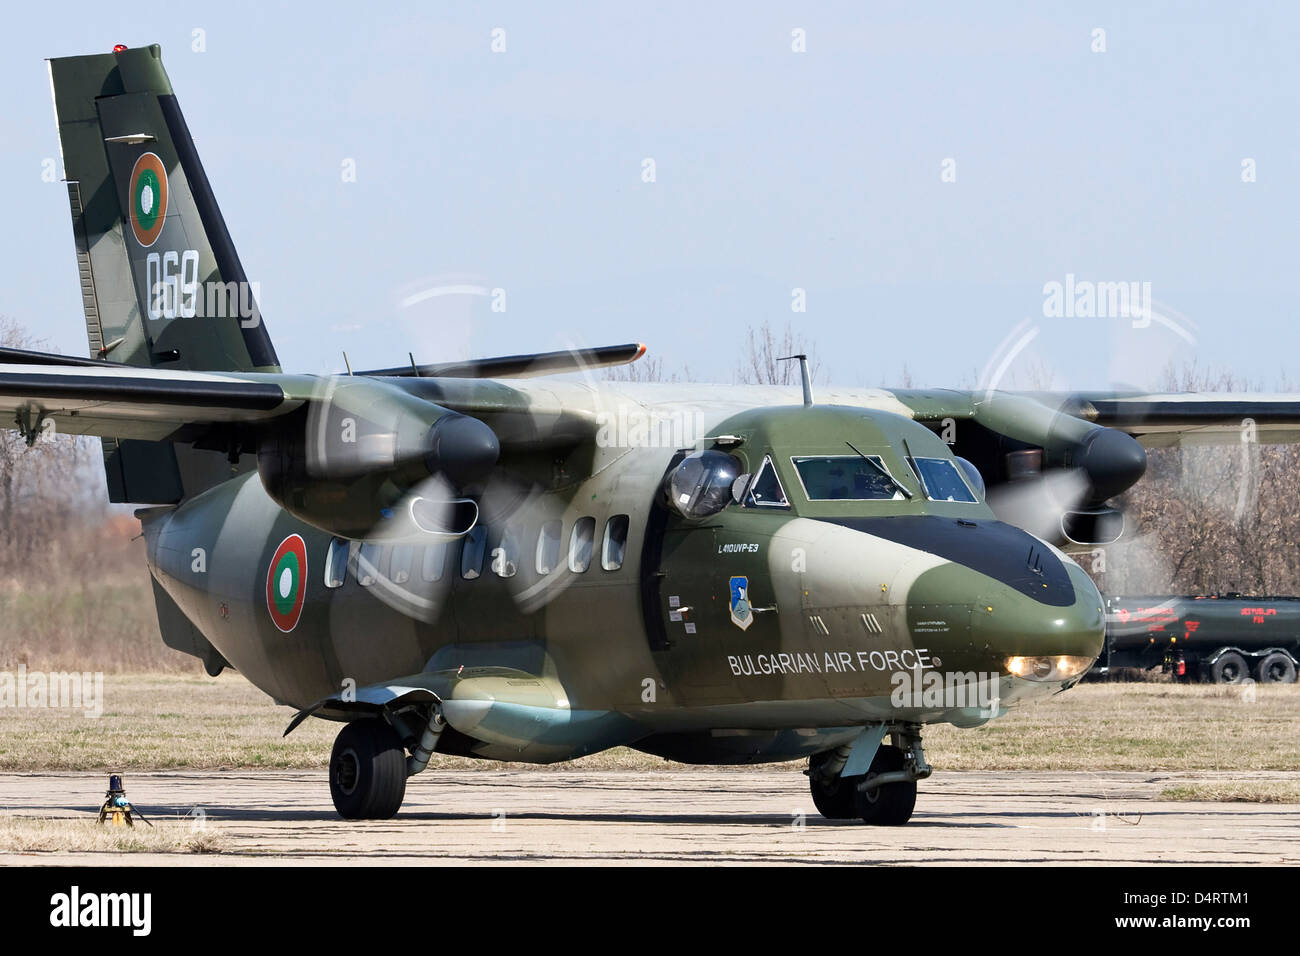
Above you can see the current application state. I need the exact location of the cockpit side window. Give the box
[911,457,978,503]
[744,455,790,509]
[792,455,904,501]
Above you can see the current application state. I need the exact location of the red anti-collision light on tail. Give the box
[112,44,128,53]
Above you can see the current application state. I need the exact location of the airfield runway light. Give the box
[1005,655,1094,682]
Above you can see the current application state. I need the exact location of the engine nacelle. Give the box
[1060,507,1125,547]
[956,394,1147,549]
[256,378,498,538]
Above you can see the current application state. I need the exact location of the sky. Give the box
[3,1,1297,392]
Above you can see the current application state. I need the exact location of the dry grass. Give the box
[922,681,1300,771]
[0,674,334,771]
[0,530,193,674]
[1159,781,1300,803]
[0,674,1297,773]
[0,816,224,854]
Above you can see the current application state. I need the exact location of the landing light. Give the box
[1005,655,1093,682]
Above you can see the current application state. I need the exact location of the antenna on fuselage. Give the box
[777,353,814,407]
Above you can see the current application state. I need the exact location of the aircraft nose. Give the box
[969,562,1106,671]
[891,519,1105,681]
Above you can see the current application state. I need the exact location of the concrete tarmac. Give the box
[1,769,1296,865]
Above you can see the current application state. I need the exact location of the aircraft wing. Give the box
[1070,393,1300,447]
[0,363,304,441]
[0,343,635,448]
[893,388,1300,449]
[357,342,647,379]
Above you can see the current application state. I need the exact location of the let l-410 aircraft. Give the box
[6,45,1297,823]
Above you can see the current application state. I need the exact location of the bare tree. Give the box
[1099,363,1300,597]
[0,318,106,576]
[734,320,821,386]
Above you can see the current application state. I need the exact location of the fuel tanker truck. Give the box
[1099,594,1300,683]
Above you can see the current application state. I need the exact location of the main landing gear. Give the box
[328,707,447,819]
[807,724,932,825]
[329,719,407,819]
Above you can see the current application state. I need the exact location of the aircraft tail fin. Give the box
[49,43,278,501]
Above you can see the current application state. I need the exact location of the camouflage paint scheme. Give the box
[7,45,1298,788]
[144,385,1105,765]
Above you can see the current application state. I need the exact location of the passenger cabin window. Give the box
[744,456,790,509]
[602,514,630,571]
[390,545,412,584]
[793,455,904,501]
[461,527,486,580]
[324,538,349,588]
[536,520,562,574]
[357,543,382,586]
[421,542,446,582]
[492,528,519,578]
[569,516,596,573]
[912,457,978,503]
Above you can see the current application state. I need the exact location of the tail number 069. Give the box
[146,249,200,320]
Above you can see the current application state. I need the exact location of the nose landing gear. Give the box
[808,724,931,825]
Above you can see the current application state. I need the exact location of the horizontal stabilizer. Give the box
[0,344,126,368]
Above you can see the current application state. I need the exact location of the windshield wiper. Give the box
[845,441,913,499]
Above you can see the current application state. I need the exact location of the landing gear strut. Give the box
[808,724,932,826]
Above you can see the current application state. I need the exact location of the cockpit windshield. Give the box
[792,455,904,501]
[911,456,978,503]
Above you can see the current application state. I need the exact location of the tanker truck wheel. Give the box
[1257,652,1298,684]
[1210,651,1248,684]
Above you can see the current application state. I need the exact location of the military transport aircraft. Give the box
[4,45,1298,823]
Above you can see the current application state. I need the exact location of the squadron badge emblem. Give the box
[729,575,753,631]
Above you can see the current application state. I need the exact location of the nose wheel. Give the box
[807,747,860,819]
[808,725,930,826]
[852,744,917,825]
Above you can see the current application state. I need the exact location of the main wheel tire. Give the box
[330,719,407,820]
[853,744,917,826]
[1210,651,1248,684]
[808,753,860,819]
[1257,652,1298,684]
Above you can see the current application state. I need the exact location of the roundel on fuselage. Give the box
[267,534,308,632]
